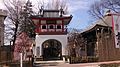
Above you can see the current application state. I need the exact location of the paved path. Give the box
[34,60,120,67]
[43,62,101,67]
[49,63,100,67]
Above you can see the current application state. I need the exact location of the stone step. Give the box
[35,57,43,61]
[34,60,65,66]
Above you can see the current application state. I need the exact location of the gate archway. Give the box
[42,39,62,60]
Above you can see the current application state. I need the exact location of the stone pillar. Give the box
[0,9,7,46]
[35,34,41,57]
[61,35,68,56]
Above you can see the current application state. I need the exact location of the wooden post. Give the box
[95,28,99,59]
[20,53,22,67]
[0,46,2,62]
[10,41,12,61]
[63,57,65,62]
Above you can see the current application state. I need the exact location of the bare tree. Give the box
[48,0,68,12]
[35,0,68,14]
[89,1,112,27]
[89,0,120,22]
[67,30,86,57]
[101,0,120,13]
[3,0,25,46]
[4,0,35,46]
[89,1,105,20]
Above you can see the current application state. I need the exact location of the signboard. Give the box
[112,14,120,48]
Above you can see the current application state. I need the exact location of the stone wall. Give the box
[0,45,13,62]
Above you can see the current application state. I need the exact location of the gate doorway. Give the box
[42,39,62,60]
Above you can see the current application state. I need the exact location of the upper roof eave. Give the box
[43,10,60,12]
[31,15,73,19]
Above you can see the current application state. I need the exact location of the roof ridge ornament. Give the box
[39,6,44,16]
[60,7,64,17]
[105,10,111,16]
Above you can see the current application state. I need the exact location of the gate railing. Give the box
[68,56,98,64]
[0,60,31,67]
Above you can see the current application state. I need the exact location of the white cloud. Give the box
[0,2,6,9]
[0,0,3,3]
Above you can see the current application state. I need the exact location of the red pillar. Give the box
[62,19,64,32]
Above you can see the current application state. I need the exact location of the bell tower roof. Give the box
[31,9,72,25]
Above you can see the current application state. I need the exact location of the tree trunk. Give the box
[13,21,19,51]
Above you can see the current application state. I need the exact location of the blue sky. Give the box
[0,0,97,30]
[67,0,96,29]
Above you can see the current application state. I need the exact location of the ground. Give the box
[34,60,120,67]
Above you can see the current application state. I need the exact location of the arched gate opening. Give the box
[42,39,62,60]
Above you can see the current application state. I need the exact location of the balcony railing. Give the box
[38,28,67,35]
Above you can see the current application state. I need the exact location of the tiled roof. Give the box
[80,15,112,33]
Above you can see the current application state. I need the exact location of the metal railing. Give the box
[69,56,98,64]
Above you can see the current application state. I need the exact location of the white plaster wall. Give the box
[34,35,68,57]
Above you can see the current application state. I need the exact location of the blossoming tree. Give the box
[14,32,32,61]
